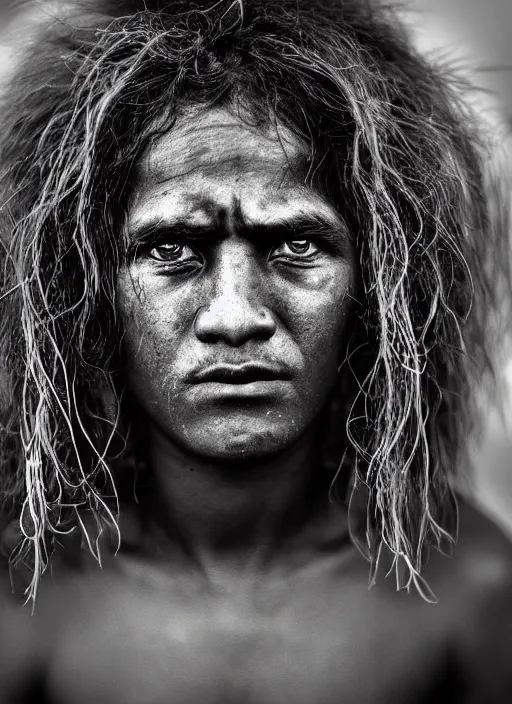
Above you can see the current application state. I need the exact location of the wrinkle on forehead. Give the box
[133,105,309,189]
[125,104,346,238]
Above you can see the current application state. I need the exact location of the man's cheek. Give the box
[295,296,351,347]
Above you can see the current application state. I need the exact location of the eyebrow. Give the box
[127,214,351,256]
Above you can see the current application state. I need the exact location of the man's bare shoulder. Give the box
[441,498,512,594]
[420,498,512,619]
[427,498,512,702]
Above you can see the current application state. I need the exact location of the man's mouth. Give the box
[189,363,292,385]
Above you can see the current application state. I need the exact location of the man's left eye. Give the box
[272,240,319,258]
[148,242,197,263]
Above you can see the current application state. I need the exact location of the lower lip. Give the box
[191,380,289,399]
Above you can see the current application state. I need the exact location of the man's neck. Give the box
[137,422,341,584]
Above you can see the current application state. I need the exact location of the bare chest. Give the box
[43,570,452,704]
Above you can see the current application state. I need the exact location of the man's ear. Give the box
[96,375,121,428]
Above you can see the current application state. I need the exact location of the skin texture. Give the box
[118,105,355,461]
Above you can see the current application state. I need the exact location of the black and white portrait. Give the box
[0,1,511,702]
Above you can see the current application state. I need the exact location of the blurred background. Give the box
[0,0,510,532]
[402,0,512,536]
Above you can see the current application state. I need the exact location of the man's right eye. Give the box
[148,243,198,263]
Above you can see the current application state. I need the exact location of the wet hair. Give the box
[0,0,509,601]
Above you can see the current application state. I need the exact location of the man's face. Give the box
[117,106,356,460]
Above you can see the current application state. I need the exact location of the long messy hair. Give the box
[0,0,509,601]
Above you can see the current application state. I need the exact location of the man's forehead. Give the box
[133,105,309,187]
[126,104,347,233]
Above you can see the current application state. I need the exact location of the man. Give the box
[0,0,511,701]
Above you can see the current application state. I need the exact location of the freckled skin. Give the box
[117,106,356,459]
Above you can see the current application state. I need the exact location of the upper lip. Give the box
[189,363,292,384]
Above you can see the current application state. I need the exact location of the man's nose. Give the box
[194,244,277,346]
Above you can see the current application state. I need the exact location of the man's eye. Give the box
[148,243,197,263]
[272,240,319,258]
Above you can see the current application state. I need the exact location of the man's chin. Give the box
[179,422,301,462]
